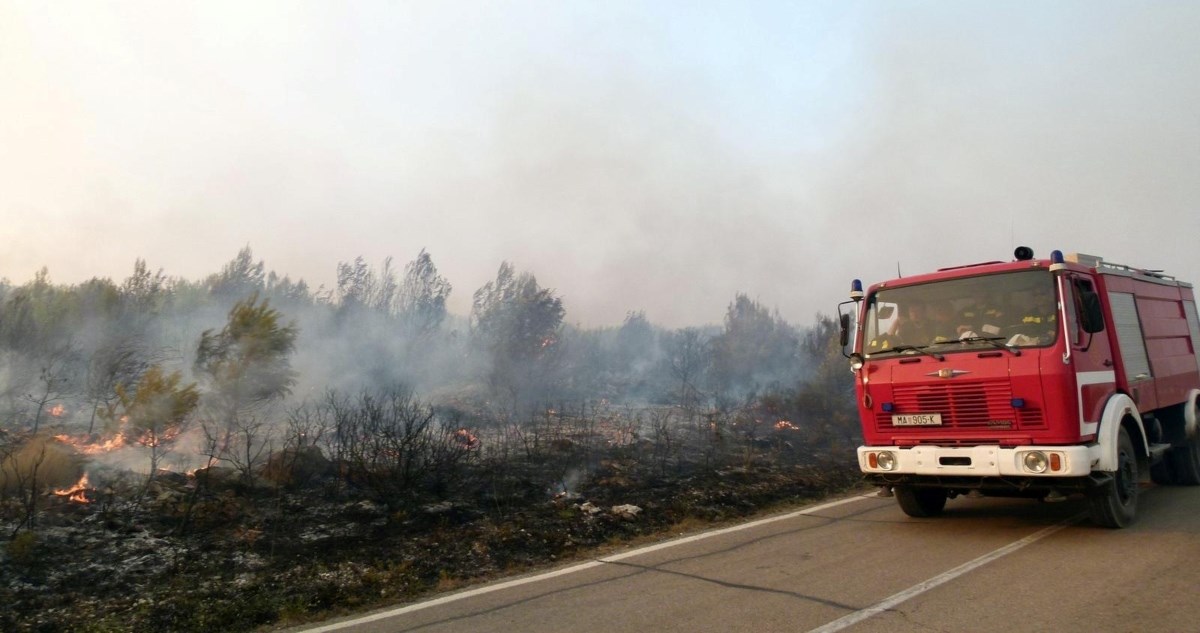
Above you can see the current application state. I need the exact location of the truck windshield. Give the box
[863,270,1058,357]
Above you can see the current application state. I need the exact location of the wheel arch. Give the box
[1094,393,1147,472]
[1184,389,1200,440]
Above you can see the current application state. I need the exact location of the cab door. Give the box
[1063,274,1115,440]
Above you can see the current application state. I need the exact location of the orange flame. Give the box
[55,432,130,455]
[774,420,799,431]
[53,409,181,454]
[49,404,66,417]
[54,473,91,503]
[451,428,480,450]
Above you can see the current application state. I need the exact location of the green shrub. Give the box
[7,530,38,566]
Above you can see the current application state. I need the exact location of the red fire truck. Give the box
[838,247,1200,527]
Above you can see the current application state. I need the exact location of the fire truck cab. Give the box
[839,248,1200,528]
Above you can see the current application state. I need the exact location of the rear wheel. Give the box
[895,486,948,518]
[1166,404,1200,485]
[1088,426,1138,528]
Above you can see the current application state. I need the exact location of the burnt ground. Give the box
[1,434,862,633]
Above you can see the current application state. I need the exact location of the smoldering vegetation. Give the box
[0,246,861,632]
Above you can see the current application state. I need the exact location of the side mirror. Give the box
[1080,291,1104,333]
[839,313,851,347]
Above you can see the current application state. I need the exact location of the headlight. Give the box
[876,451,897,471]
[1023,451,1048,473]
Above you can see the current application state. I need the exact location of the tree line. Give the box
[0,246,857,475]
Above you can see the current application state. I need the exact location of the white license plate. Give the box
[892,413,943,426]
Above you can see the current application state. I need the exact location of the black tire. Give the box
[1166,405,1200,485]
[1088,426,1139,528]
[895,486,948,518]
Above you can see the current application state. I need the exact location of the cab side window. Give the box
[1069,277,1099,345]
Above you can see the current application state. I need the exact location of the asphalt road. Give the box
[293,484,1200,633]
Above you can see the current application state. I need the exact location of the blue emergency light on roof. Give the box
[850,279,863,301]
[1049,250,1066,272]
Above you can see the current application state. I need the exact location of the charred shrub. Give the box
[329,386,474,510]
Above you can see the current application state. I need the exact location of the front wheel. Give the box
[1088,426,1139,528]
[895,486,948,518]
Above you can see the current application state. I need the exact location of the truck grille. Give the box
[875,379,1045,432]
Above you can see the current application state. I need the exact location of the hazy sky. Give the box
[2,2,1198,328]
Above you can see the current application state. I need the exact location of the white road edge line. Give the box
[300,494,875,632]
[806,516,1081,633]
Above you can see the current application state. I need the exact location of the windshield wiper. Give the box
[958,335,1021,356]
[875,344,945,361]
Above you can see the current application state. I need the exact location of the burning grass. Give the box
[52,473,92,504]
[0,403,862,632]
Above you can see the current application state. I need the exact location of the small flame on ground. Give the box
[774,420,799,431]
[54,473,91,504]
[49,404,66,417]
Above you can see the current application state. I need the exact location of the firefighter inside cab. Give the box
[1007,287,1057,345]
